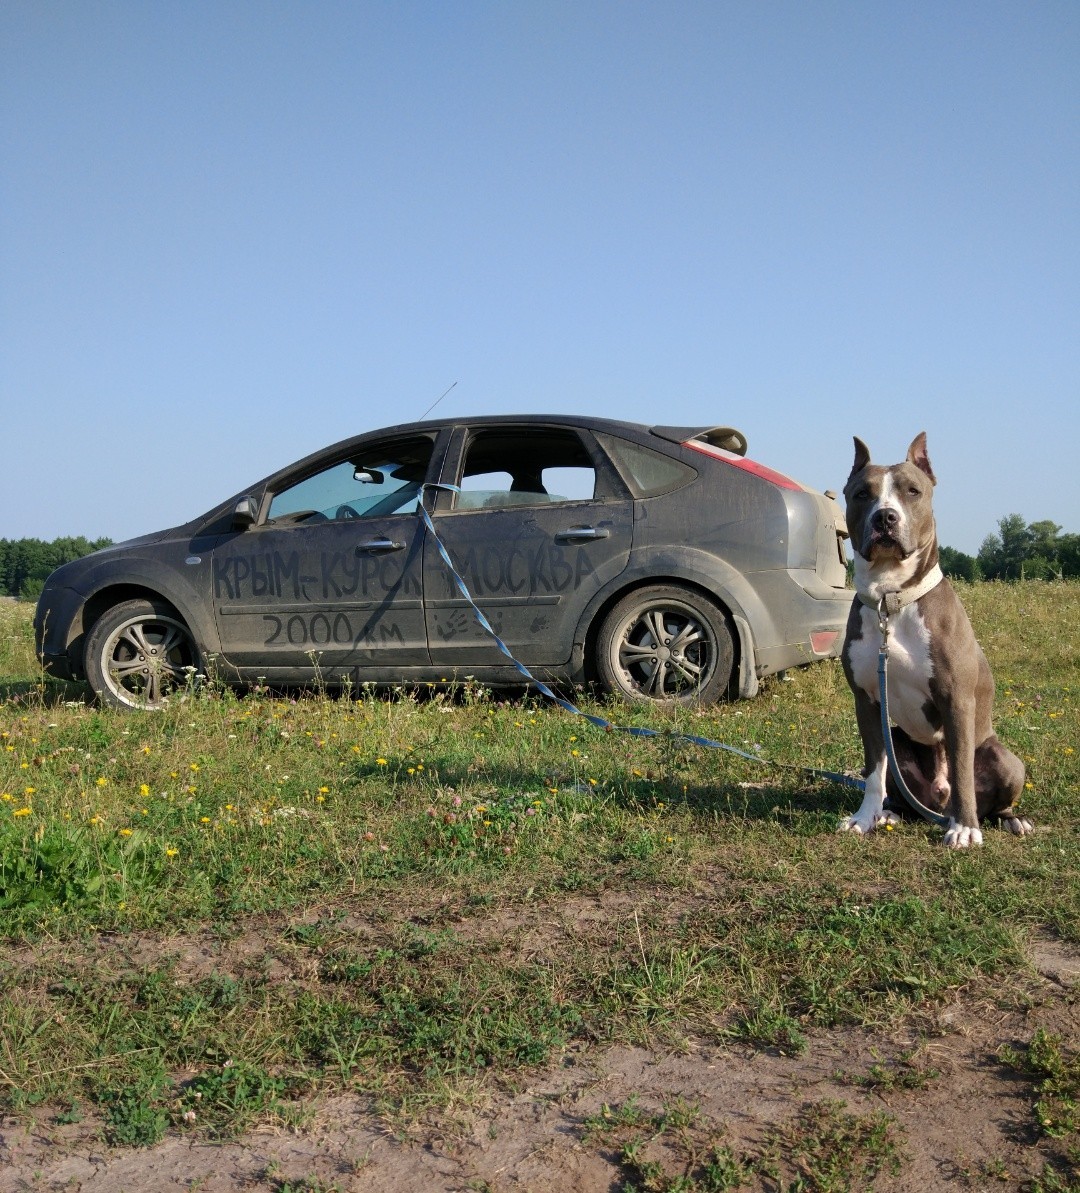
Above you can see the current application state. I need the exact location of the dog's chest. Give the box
[848,603,940,743]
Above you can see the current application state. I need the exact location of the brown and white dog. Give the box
[840,433,1032,848]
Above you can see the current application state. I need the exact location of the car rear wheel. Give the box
[84,599,199,710]
[596,586,734,705]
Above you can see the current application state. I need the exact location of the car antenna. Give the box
[418,380,457,421]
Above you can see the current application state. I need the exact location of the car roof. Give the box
[305,414,746,459]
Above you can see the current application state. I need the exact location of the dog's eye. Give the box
[908,486,921,497]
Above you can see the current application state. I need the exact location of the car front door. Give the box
[210,434,440,684]
[423,425,634,670]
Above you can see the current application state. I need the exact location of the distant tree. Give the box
[938,545,981,582]
[1057,533,1080,578]
[0,536,111,599]
[1028,520,1063,557]
[971,515,1076,581]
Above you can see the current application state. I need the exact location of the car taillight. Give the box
[682,439,803,491]
[810,631,839,655]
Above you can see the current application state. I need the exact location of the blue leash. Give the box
[417,487,865,794]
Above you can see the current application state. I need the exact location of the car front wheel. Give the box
[84,599,200,710]
[596,586,734,705]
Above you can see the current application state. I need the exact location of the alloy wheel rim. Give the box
[613,605,715,699]
[103,615,196,708]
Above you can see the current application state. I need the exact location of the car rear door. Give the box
[423,425,633,669]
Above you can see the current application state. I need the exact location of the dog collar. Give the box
[857,564,944,617]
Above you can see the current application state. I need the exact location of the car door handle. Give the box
[355,538,405,553]
[555,526,610,542]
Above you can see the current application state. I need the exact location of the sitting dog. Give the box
[839,432,1032,848]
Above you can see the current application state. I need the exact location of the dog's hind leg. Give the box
[883,728,946,821]
[976,736,1033,836]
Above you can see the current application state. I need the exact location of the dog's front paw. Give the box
[943,823,984,849]
[839,810,899,836]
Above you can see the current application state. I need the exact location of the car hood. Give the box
[92,528,179,555]
[42,527,180,591]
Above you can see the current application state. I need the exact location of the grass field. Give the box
[0,585,1077,1187]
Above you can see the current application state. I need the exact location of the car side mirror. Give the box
[231,495,259,529]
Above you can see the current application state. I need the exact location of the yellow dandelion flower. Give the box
[376,758,388,766]
[165,847,179,857]
[13,807,32,817]
[119,828,133,837]
[139,784,150,797]
[96,777,108,788]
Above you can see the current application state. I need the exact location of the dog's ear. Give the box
[906,432,937,485]
[849,437,871,479]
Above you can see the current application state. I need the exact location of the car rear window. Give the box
[596,434,696,498]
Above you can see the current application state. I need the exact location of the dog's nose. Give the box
[872,507,900,533]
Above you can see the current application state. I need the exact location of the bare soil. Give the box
[1,919,1077,1193]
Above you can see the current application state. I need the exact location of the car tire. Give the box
[596,585,734,705]
[84,599,200,710]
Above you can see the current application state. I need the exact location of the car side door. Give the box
[423,425,634,669]
[210,433,442,684]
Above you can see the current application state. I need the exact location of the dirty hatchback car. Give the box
[36,415,852,709]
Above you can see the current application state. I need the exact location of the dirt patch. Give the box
[1,893,1077,1192]
[2,974,1076,1192]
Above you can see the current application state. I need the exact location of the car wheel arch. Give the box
[578,574,751,700]
[76,584,214,672]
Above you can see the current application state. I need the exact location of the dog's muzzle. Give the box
[864,507,911,557]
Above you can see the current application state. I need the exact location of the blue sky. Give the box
[2,1,1077,554]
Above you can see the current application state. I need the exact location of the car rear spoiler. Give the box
[649,425,748,457]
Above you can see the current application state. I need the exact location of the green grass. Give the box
[0,582,1077,1154]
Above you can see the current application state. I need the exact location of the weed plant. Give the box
[0,583,1076,1152]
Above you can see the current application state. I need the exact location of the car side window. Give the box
[266,437,435,524]
[595,433,696,498]
[453,430,598,510]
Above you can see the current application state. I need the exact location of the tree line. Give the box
[941,515,1079,581]
[0,537,113,601]
[1,515,1076,601]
